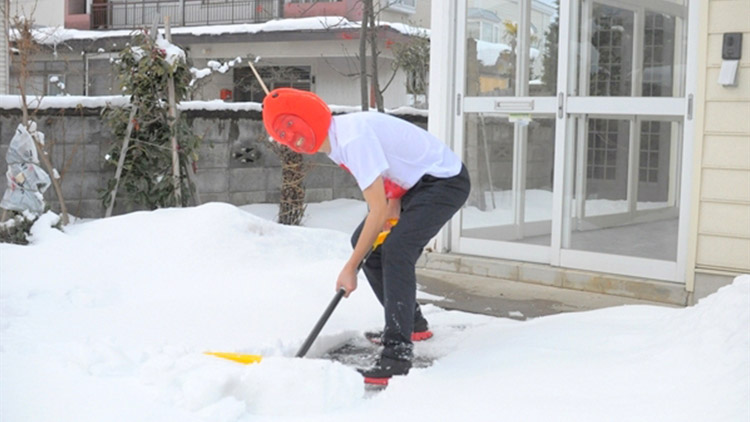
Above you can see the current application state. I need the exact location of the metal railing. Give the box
[91,0,282,29]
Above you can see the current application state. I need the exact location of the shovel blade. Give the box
[205,351,263,365]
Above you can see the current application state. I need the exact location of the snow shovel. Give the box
[206,220,398,365]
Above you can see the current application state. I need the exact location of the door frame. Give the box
[439,0,698,283]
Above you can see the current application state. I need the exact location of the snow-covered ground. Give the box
[463,189,670,228]
[1,201,748,421]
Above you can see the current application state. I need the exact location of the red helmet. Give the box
[262,88,332,154]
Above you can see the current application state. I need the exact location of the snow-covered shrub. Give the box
[102,30,201,210]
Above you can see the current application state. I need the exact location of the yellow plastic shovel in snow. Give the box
[205,219,398,365]
[204,351,263,364]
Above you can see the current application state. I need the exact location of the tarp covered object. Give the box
[0,124,51,214]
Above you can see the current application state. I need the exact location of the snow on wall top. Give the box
[0,95,428,117]
[14,17,429,47]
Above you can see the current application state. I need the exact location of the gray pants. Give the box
[351,164,470,360]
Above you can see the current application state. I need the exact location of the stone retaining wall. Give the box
[0,106,427,218]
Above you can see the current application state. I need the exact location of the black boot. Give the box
[359,355,412,381]
[364,315,432,344]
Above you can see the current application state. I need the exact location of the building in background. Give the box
[427,0,749,304]
[5,0,432,109]
[8,0,62,26]
[1,0,8,94]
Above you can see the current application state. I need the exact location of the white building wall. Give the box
[314,56,408,109]
[188,39,409,109]
[379,0,431,28]
[1,0,8,94]
[690,0,750,284]
[9,0,63,27]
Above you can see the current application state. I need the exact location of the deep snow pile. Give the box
[1,202,748,422]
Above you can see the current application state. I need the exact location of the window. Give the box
[48,74,66,96]
[67,0,86,14]
[383,0,416,13]
[589,5,634,96]
[86,55,119,96]
[233,66,312,102]
[587,119,621,180]
[639,121,663,183]
[467,8,502,44]
[642,12,676,97]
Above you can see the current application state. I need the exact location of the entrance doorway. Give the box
[450,0,695,282]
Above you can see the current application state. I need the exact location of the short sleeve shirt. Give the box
[326,111,462,198]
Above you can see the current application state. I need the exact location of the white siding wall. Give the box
[188,39,409,109]
[1,1,8,94]
[692,0,750,276]
[9,0,63,27]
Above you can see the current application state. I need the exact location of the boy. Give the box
[262,88,470,382]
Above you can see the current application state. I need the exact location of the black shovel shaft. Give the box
[294,226,395,359]
[295,288,347,358]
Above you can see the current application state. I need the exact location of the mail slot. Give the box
[494,99,535,111]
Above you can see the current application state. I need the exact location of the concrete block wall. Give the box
[0,106,426,218]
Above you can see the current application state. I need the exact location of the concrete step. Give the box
[416,268,681,320]
[417,252,690,308]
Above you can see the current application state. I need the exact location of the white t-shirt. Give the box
[326,111,462,198]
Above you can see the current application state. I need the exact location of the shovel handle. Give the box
[295,220,399,358]
[295,287,346,358]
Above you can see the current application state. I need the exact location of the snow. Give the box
[155,34,186,66]
[1,201,748,421]
[475,39,540,66]
[463,189,670,228]
[0,94,428,116]
[0,94,130,110]
[16,17,427,47]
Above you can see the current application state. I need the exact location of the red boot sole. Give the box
[364,377,389,386]
[411,330,433,341]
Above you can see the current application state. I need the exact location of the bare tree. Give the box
[10,12,69,225]
[365,0,384,111]
[359,0,369,110]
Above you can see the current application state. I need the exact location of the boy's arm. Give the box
[386,197,401,228]
[336,176,388,297]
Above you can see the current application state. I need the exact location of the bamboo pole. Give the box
[105,106,138,217]
[247,58,269,95]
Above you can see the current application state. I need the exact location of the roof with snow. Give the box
[14,17,429,51]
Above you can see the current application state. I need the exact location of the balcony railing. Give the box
[91,0,282,30]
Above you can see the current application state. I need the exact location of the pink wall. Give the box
[284,0,363,21]
[64,0,91,29]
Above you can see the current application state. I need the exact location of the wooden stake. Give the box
[185,160,202,206]
[105,106,137,218]
[247,59,270,95]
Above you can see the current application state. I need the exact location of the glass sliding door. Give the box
[560,0,690,280]
[461,114,555,244]
[456,0,560,262]
[565,115,682,261]
[450,0,696,282]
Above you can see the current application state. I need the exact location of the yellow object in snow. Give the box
[206,222,398,366]
[204,351,262,365]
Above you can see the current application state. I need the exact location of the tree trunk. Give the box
[277,147,306,226]
[359,0,369,111]
[367,0,383,111]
